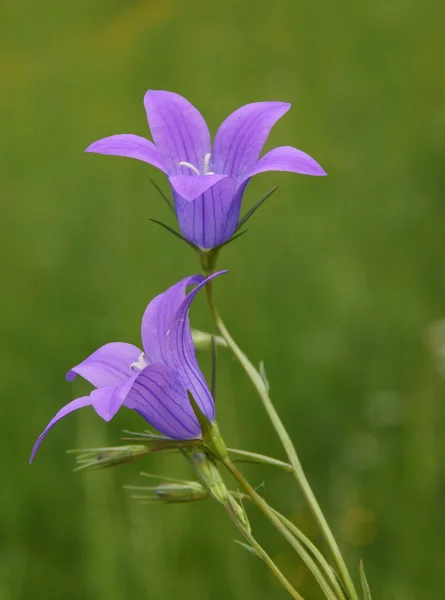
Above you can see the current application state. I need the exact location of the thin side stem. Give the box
[224,504,306,600]
[227,448,293,472]
[205,279,358,600]
[223,458,340,600]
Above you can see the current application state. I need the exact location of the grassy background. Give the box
[3,0,445,598]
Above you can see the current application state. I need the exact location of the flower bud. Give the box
[155,482,208,503]
[69,445,150,472]
[128,481,209,504]
[191,329,227,351]
[228,494,251,532]
[186,452,229,505]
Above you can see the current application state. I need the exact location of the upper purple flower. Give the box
[30,272,225,461]
[86,90,326,250]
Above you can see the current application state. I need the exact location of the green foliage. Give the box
[3,0,445,599]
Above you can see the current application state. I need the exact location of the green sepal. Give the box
[199,248,220,275]
[235,186,278,232]
[149,218,199,251]
[148,177,176,215]
[213,229,248,252]
[359,560,372,600]
[187,391,228,460]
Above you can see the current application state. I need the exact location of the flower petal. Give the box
[30,396,92,462]
[173,177,239,248]
[89,378,138,421]
[144,90,211,176]
[85,134,166,172]
[66,342,142,388]
[141,275,203,365]
[243,145,326,181]
[213,102,290,180]
[169,174,227,202]
[123,364,201,439]
[165,271,227,422]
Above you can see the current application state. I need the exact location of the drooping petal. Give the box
[141,275,203,365]
[243,145,326,181]
[173,177,237,248]
[165,271,227,422]
[123,364,201,439]
[144,90,211,176]
[213,102,290,180]
[30,396,92,462]
[169,174,227,202]
[66,342,142,388]
[85,134,166,172]
[89,378,138,421]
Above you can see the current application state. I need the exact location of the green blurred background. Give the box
[3,0,445,598]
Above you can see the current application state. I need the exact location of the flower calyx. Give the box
[187,391,227,461]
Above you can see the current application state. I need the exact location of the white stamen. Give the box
[203,153,212,174]
[179,161,201,176]
[178,153,216,176]
[130,352,149,372]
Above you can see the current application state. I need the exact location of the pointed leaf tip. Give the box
[187,390,212,434]
[149,218,198,251]
[359,560,372,600]
[148,177,175,215]
[233,540,259,557]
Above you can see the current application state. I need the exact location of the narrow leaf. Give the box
[121,430,170,440]
[233,540,259,557]
[235,186,278,231]
[148,177,175,214]
[359,560,372,600]
[149,218,198,251]
[214,229,248,251]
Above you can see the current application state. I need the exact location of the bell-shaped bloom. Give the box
[86,90,326,250]
[30,272,225,461]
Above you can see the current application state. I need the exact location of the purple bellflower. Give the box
[30,272,225,462]
[86,90,326,250]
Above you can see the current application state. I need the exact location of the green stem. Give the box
[269,507,346,600]
[205,279,358,600]
[224,503,306,600]
[223,458,340,600]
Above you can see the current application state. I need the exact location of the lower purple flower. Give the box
[30,272,226,462]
